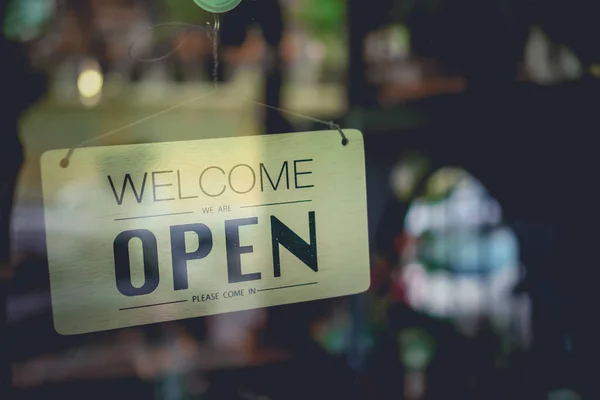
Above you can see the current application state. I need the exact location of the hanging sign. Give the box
[41,130,370,335]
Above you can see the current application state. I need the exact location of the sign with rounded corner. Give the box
[41,130,370,335]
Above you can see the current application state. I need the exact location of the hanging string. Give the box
[211,14,220,89]
[60,15,347,168]
[251,100,348,146]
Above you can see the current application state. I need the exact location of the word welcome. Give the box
[107,159,314,205]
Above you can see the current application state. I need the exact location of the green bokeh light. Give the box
[193,0,242,14]
[4,0,55,41]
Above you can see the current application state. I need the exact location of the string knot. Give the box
[329,122,348,146]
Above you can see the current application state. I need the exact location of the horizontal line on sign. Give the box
[240,200,312,209]
[256,282,318,292]
[114,211,194,221]
[119,299,188,311]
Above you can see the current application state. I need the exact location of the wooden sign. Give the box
[41,130,369,335]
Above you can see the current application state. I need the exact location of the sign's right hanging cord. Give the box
[209,14,348,146]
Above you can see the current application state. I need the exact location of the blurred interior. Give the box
[1,0,598,399]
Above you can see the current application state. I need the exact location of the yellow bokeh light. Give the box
[77,68,103,98]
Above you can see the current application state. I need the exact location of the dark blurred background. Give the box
[1,0,598,399]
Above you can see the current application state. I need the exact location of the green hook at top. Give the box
[193,0,242,13]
